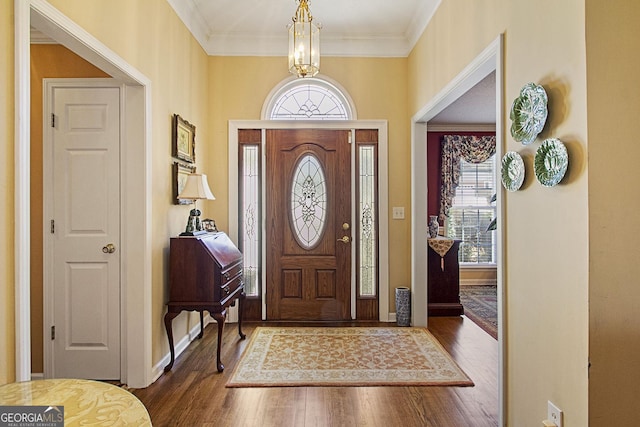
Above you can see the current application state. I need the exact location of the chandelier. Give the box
[288,0,321,78]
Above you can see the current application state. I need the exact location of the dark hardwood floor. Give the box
[132,317,498,427]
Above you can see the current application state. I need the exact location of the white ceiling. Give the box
[429,71,496,126]
[167,0,441,57]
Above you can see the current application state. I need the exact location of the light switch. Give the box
[392,207,405,219]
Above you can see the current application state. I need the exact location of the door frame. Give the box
[410,35,505,425]
[228,120,390,321]
[42,78,124,379]
[15,0,153,387]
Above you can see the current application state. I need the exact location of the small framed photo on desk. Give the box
[202,218,218,233]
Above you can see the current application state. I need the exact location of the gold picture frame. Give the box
[173,162,196,205]
[172,114,196,163]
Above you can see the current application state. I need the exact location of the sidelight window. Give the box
[358,144,377,297]
[239,143,261,297]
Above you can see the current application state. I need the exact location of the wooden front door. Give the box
[266,129,351,320]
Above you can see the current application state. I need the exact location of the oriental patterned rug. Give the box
[459,285,498,340]
[226,327,473,388]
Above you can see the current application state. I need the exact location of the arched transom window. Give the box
[265,77,355,120]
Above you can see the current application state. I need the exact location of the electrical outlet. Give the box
[547,401,563,427]
[392,207,405,219]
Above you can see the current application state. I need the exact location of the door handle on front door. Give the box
[102,243,116,254]
[337,236,351,243]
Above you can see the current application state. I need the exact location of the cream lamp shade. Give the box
[178,173,215,201]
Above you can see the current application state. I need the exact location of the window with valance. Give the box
[439,135,497,264]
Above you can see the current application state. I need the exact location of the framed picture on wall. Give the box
[173,162,196,205]
[172,114,196,163]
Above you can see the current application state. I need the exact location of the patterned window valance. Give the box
[439,135,496,221]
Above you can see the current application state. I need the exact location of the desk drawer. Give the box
[220,275,243,304]
[221,262,243,287]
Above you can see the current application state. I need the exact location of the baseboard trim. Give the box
[460,279,497,286]
[151,314,216,383]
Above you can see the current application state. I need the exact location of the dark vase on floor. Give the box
[395,287,411,326]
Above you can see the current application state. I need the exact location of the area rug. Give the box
[459,285,498,339]
[226,327,473,387]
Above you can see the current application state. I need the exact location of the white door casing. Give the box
[410,35,505,424]
[44,82,121,379]
[20,2,153,387]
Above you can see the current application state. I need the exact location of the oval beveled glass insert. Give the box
[290,154,327,249]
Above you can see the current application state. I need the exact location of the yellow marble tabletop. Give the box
[0,379,151,426]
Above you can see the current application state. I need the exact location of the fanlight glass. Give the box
[270,81,350,120]
[290,154,327,249]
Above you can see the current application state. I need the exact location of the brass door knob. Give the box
[102,243,116,254]
[337,236,351,243]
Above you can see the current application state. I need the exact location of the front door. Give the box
[266,129,351,320]
[49,84,121,379]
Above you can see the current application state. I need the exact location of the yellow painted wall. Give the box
[586,1,640,424]
[44,0,212,366]
[29,44,110,374]
[1,0,16,384]
[209,56,410,311]
[409,0,589,425]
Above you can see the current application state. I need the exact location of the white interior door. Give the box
[48,84,121,379]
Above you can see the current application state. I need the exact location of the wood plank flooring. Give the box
[132,317,498,427]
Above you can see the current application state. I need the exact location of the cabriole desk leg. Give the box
[212,310,227,372]
[163,311,180,372]
[238,291,246,340]
[198,311,204,339]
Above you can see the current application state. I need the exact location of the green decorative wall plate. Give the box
[534,138,568,187]
[510,83,548,145]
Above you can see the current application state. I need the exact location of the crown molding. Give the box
[30,27,57,44]
[204,32,411,57]
[405,0,441,52]
[426,124,496,132]
[166,0,212,51]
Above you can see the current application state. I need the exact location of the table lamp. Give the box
[177,173,215,236]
